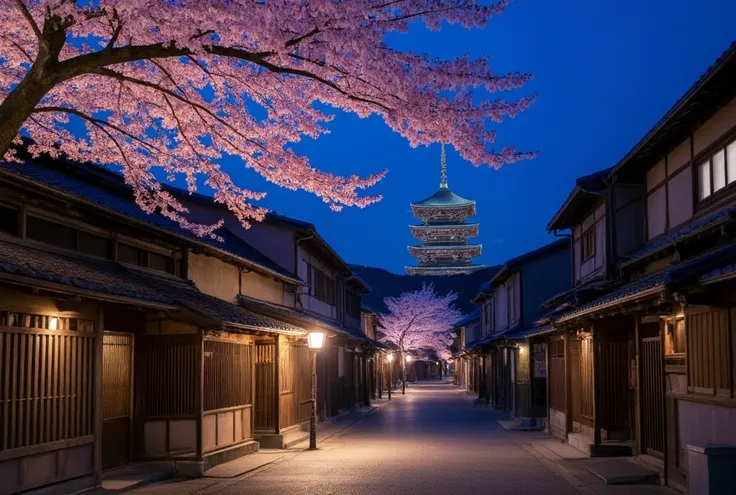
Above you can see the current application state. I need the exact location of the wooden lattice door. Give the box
[102,332,133,469]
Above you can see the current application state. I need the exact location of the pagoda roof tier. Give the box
[406,265,485,276]
[408,244,481,259]
[410,223,479,239]
[411,204,475,223]
[411,189,475,208]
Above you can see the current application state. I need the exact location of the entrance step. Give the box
[498,418,545,431]
[585,459,660,485]
[568,432,633,457]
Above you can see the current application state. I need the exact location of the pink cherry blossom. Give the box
[0,0,535,234]
[379,283,462,361]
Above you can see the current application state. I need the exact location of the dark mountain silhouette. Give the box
[351,264,501,316]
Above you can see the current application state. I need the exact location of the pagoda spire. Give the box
[440,143,448,190]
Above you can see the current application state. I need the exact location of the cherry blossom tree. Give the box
[379,283,461,391]
[0,0,535,236]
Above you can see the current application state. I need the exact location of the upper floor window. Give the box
[117,242,176,275]
[581,227,595,261]
[698,138,736,201]
[0,204,20,237]
[345,291,361,318]
[27,216,77,251]
[305,262,335,306]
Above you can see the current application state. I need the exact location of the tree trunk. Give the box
[0,64,54,159]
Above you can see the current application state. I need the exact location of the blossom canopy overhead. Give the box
[0,0,535,236]
[379,283,462,359]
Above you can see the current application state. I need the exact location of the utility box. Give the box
[686,444,736,494]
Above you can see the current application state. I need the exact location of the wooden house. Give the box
[0,155,379,494]
[472,239,571,421]
[452,310,481,394]
[541,41,736,489]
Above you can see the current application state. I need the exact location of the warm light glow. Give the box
[387,353,394,362]
[405,355,412,363]
[307,332,325,350]
[519,345,526,354]
[48,317,58,331]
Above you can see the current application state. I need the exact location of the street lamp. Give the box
[387,353,394,400]
[404,355,412,391]
[307,332,325,450]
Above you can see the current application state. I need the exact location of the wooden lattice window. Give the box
[0,312,95,452]
[203,340,253,411]
[581,227,595,261]
[687,308,732,397]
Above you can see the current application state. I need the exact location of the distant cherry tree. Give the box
[380,283,461,387]
[0,0,535,236]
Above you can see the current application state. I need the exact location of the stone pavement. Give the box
[113,381,676,495]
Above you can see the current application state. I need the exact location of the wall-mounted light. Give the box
[405,355,412,363]
[48,317,58,331]
[387,353,394,362]
[519,345,526,354]
[307,332,325,350]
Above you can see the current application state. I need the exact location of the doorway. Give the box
[101,332,134,469]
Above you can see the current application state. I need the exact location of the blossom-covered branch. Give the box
[0,0,535,235]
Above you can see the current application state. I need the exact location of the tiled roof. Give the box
[620,206,736,267]
[0,159,298,282]
[453,308,481,329]
[0,239,172,305]
[556,243,736,322]
[411,189,474,208]
[490,239,569,286]
[238,295,383,347]
[131,269,304,334]
[505,324,555,341]
[0,239,303,334]
[700,262,736,284]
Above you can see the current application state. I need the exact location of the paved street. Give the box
[120,381,674,495]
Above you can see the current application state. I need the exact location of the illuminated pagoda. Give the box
[406,145,485,276]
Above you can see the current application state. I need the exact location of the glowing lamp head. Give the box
[387,353,394,362]
[307,332,325,350]
[48,317,58,331]
[405,355,412,363]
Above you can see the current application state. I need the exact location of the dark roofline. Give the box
[608,41,736,181]
[0,161,302,286]
[547,168,611,231]
[490,239,569,286]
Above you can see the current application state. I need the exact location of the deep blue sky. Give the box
[226,0,736,274]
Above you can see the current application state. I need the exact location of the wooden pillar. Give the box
[378,354,383,399]
[660,316,669,486]
[274,335,280,434]
[634,315,643,454]
[527,340,534,419]
[93,306,104,484]
[564,331,573,437]
[363,353,371,407]
[196,329,204,458]
[545,339,551,425]
[592,325,602,445]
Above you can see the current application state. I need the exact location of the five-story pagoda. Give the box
[406,145,485,275]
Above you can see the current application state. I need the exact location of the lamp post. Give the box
[307,332,325,450]
[387,353,394,400]
[404,355,412,392]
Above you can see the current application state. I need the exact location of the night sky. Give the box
[222,0,736,274]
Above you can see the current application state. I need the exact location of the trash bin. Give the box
[686,444,736,495]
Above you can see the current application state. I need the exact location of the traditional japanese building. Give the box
[406,145,484,275]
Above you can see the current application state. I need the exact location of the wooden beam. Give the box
[274,335,280,434]
[93,306,103,484]
[564,332,573,437]
[195,328,204,458]
[634,314,643,454]
[592,325,601,445]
